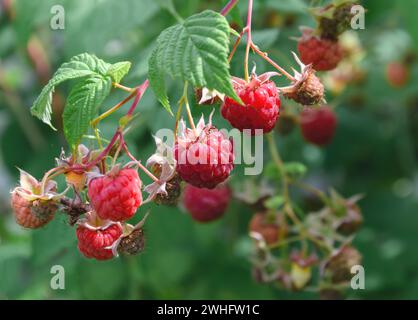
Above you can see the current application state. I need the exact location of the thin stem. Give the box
[232,1,294,83]
[113,82,134,93]
[289,179,330,206]
[82,135,110,144]
[266,133,289,202]
[174,97,184,140]
[91,90,136,128]
[111,140,123,168]
[228,27,248,62]
[269,235,302,249]
[126,80,149,117]
[244,0,253,81]
[182,82,196,134]
[266,117,332,253]
[250,43,295,81]
[121,142,159,182]
[266,133,326,251]
[220,0,239,16]
[87,130,122,169]
[94,128,104,150]
[86,80,149,171]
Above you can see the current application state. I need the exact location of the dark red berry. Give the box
[300,107,337,146]
[298,36,344,71]
[386,61,409,88]
[183,183,231,223]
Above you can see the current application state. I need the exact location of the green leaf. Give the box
[30,53,111,129]
[148,51,171,114]
[107,61,131,83]
[264,196,285,209]
[264,161,307,181]
[284,162,307,179]
[148,10,241,113]
[264,161,282,180]
[63,75,112,148]
[70,53,111,75]
[31,64,96,129]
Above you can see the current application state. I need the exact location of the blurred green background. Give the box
[1,0,418,299]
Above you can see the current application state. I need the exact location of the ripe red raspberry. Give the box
[183,183,231,223]
[221,75,280,135]
[88,168,142,221]
[76,223,122,260]
[11,192,56,229]
[300,107,337,146]
[298,36,343,71]
[386,61,409,88]
[174,117,234,189]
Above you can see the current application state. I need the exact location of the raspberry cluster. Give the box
[8,0,365,299]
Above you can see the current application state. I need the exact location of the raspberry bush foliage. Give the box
[2,0,418,300]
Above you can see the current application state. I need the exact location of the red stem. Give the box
[84,79,150,170]
[127,79,149,117]
[72,1,237,174]
[244,0,253,81]
[220,0,239,16]
[120,136,159,182]
[87,130,122,169]
[250,43,295,81]
[228,26,248,62]
[65,0,261,180]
